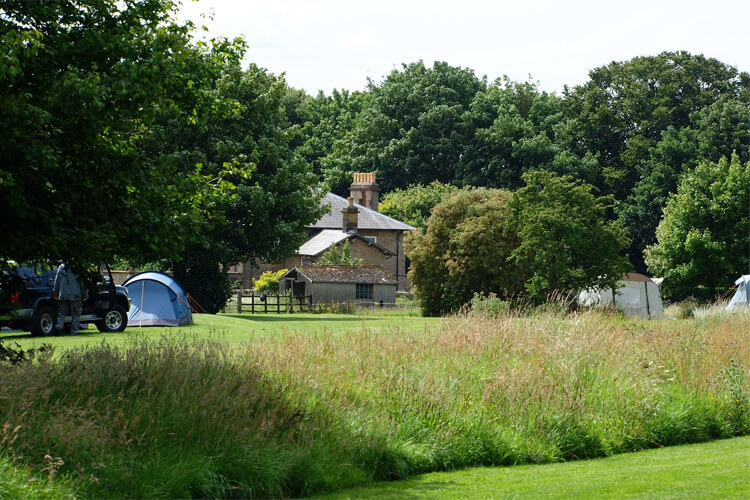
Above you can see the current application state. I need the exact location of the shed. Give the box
[122,271,193,326]
[280,266,397,305]
[578,273,664,320]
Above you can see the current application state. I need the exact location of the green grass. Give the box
[319,436,750,499]
[1,311,442,350]
[0,455,75,499]
[0,309,748,498]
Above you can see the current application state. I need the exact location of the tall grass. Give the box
[1,311,748,498]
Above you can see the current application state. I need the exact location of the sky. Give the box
[177,0,750,95]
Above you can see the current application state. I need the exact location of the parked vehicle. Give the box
[0,262,131,335]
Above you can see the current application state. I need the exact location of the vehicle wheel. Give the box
[96,305,127,333]
[31,306,57,336]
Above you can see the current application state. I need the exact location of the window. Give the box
[356,283,373,300]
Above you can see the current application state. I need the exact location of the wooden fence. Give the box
[232,291,313,314]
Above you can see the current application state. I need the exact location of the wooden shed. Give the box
[280,266,397,305]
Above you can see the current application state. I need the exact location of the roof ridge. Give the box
[323,193,415,230]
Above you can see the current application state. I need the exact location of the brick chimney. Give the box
[342,196,359,232]
[349,172,380,211]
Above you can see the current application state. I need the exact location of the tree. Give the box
[283,88,371,194]
[378,181,459,229]
[645,155,750,300]
[0,0,244,266]
[457,78,597,190]
[143,64,326,313]
[563,51,749,200]
[331,61,485,193]
[319,240,362,266]
[619,98,750,272]
[406,188,524,316]
[508,171,631,302]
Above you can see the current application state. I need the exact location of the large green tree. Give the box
[333,61,485,193]
[508,171,631,302]
[142,64,325,312]
[283,88,371,193]
[645,155,750,300]
[619,98,750,272]
[458,79,598,190]
[563,51,749,201]
[0,0,243,267]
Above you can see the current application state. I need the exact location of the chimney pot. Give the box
[349,172,380,212]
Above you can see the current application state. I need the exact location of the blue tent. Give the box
[123,272,193,326]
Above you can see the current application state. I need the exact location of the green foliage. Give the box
[252,269,288,292]
[406,188,523,316]
[459,78,596,190]
[468,292,510,317]
[562,51,749,201]
[379,181,459,229]
[645,155,750,299]
[319,240,363,266]
[171,254,231,315]
[509,171,631,302]
[332,61,486,193]
[0,0,245,265]
[619,97,750,272]
[143,62,325,311]
[0,341,51,366]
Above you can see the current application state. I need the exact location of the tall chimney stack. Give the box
[349,172,380,212]
[342,196,359,232]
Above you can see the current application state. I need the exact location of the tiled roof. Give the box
[311,193,415,231]
[292,265,397,284]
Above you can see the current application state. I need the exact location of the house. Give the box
[279,265,397,305]
[237,173,415,290]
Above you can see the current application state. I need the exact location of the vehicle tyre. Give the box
[96,304,128,333]
[31,305,57,336]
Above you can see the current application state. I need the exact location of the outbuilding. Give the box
[280,265,397,305]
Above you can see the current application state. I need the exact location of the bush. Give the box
[468,292,510,318]
[252,269,288,292]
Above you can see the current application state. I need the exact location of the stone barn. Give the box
[279,265,397,305]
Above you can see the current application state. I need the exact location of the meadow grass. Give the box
[0,309,748,498]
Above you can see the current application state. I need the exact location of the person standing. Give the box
[54,262,83,335]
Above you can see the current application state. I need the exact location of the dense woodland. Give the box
[2,0,749,311]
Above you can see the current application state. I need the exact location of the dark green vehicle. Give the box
[0,262,131,336]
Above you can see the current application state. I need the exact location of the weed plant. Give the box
[0,311,748,498]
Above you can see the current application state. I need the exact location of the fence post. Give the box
[236,289,242,313]
[251,291,255,314]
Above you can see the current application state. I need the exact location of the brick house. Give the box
[235,173,415,290]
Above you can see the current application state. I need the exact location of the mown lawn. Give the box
[319,435,750,499]
[0,310,442,350]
